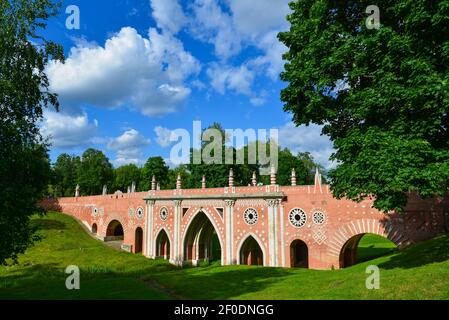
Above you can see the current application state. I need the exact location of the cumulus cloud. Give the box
[107,129,151,167]
[150,0,187,34]
[207,63,254,96]
[278,122,336,170]
[189,0,241,60]
[180,0,290,98]
[227,0,291,37]
[41,111,98,149]
[46,27,200,117]
[154,126,174,147]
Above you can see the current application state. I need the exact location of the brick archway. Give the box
[327,219,405,268]
[290,239,308,268]
[155,228,171,260]
[105,219,124,241]
[237,233,266,266]
[182,210,224,265]
[135,227,143,254]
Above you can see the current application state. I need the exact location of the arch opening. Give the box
[135,227,143,254]
[339,233,397,268]
[290,239,308,268]
[183,211,222,266]
[105,220,124,242]
[239,236,264,266]
[92,223,98,234]
[155,229,171,260]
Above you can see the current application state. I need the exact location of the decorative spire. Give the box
[270,165,277,185]
[314,167,322,193]
[252,171,257,186]
[102,185,107,195]
[202,175,206,189]
[127,186,131,194]
[131,181,136,193]
[229,168,234,187]
[291,168,297,186]
[151,175,156,191]
[75,184,80,197]
[176,173,182,190]
[157,182,160,191]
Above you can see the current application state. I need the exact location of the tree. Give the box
[77,149,113,196]
[168,165,194,189]
[140,157,169,190]
[279,0,449,212]
[0,0,64,264]
[113,164,141,193]
[52,154,80,197]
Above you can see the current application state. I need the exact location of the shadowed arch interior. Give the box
[155,229,171,259]
[106,220,124,241]
[240,235,263,266]
[92,223,97,234]
[135,227,143,254]
[183,211,222,265]
[290,239,308,268]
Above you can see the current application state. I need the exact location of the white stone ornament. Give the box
[244,208,258,226]
[313,211,326,225]
[136,207,144,219]
[160,207,168,221]
[289,208,307,228]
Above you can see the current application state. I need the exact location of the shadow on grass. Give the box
[378,233,449,270]
[144,264,293,300]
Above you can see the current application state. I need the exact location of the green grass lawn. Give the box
[1,212,448,300]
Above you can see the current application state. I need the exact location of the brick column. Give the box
[173,200,182,265]
[279,199,285,267]
[225,200,235,265]
[146,200,155,258]
[267,199,279,267]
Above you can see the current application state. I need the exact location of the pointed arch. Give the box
[155,228,171,260]
[181,210,224,265]
[236,233,266,266]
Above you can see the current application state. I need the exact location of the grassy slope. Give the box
[0,212,448,300]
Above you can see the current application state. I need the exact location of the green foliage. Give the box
[279,0,449,212]
[0,0,63,264]
[52,154,80,197]
[2,212,449,299]
[113,164,141,193]
[140,157,169,190]
[77,148,113,196]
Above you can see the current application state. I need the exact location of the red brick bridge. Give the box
[41,168,448,270]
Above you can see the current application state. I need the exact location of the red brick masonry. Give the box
[40,174,449,270]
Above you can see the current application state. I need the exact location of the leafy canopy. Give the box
[0,0,64,264]
[279,0,449,212]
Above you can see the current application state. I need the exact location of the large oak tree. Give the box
[279,0,449,212]
[0,0,64,263]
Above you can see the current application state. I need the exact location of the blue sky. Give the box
[40,0,334,168]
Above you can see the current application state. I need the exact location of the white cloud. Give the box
[150,0,187,34]
[189,0,241,59]
[107,129,151,167]
[207,63,254,95]
[227,0,291,37]
[47,27,200,117]
[278,122,336,170]
[41,111,98,148]
[181,0,290,97]
[154,126,174,147]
